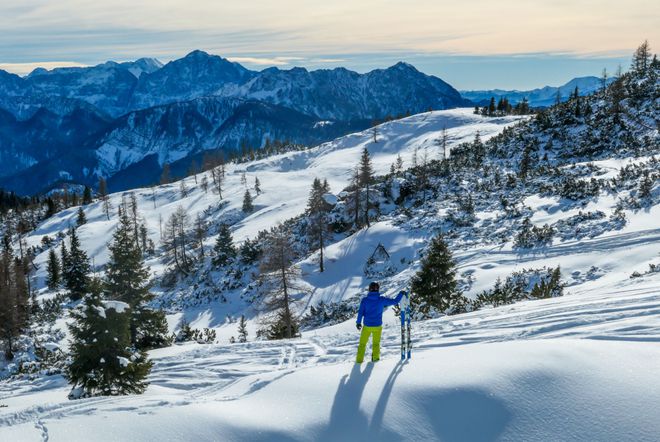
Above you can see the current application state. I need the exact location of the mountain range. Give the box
[0,51,470,195]
[460,76,614,107]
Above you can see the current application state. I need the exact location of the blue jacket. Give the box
[356,291,405,327]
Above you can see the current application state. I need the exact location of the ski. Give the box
[406,291,412,359]
[400,290,411,360]
[400,294,406,360]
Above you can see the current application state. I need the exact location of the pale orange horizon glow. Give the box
[0,0,657,88]
[1,0,657,58]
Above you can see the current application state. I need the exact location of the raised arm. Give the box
[382,291,405,307]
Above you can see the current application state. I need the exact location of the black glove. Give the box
[356,323,362,331]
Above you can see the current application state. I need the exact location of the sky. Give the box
[0,0,657,90]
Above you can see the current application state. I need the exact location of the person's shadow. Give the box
[369,360,405,435]
[322,361,407,440]
[323,363,374,440]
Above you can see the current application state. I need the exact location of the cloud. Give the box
[0,61,88,76]
[0,1,654,88]
[310,58,347,63]
[227,56,304,66]
[0,0,656,64]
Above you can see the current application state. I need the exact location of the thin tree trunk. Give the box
[319,231,324,273]
[354,189,360,228]
[364,184,370,227]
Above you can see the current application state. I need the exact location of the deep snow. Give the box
[2,275,659,441]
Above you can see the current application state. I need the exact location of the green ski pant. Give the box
[356,326,382,363]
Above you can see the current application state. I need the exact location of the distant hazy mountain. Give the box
[0,51,469,194]
[225,62,469,121]
[461,76,614,107]
[127,51,254,111]
[0,50,469,119]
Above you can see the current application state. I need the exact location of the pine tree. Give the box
[67,287,152,398]
[104,210,169,349]
[496,97,504,113]
[237,315,248,343]
[60,241,69,288]
[639,171,653,200]
[358,147,375,228]
[46,197,57,218]
[242,190,253,213]
[76,207,87,227]
[307,178,332,272]
[609,77,626,116]
[631,40,651,76]
[82,186,93,205]
[64,228,90,301]
[212,224,236,266]
[46,248,61,290]
[519,145,532,180]
[266,309,300,341]
[254,176,261,195]
[488,97,496,116]
[239,238,262,264]
[411,234,458,316]
[470,131,486,166]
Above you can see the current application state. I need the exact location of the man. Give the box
[355,282,405,363]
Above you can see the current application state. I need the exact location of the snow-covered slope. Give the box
[25,108,519,287]
[2,279,659,441]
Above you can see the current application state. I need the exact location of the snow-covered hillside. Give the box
[26,108,519,291]
[2,59,659,441]
[15,93,660,336]
[2,278,659,441]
